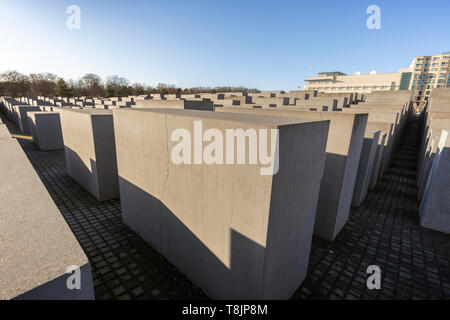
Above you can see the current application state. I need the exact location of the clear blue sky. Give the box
[0,0,449,90]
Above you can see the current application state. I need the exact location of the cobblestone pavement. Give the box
[15,119,450,300]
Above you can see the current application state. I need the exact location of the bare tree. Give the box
[29,73,57,96]
[0,70,30,97]
[80,73,104,97]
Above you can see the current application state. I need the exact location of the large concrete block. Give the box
[216,107,368,241]
[0,138,94,299]
[365,90,412,104]
[343,109,401,173]
[417,118,450,200]
[59,109,119,201]
[352,129,380,206]
[293,98,339,110]
[13,105,41,133]
[134,99,214,110]
[27,112,64,151]
[113,108,330,299]
[366,122,392,190]
[419,130,450,234]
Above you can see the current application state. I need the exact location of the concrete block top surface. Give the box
[114,108,329,127]
[215,107,367,156]
[60,108,112,116]
[0,139,88,299]
[366,121,394,134]
[28,111,60,117]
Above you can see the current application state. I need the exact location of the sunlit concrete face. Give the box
[0,123,10,140]
[420,130,450,234]
[215,107,368,241]
[59,109,119,201]
[0,138,94,300]
[113,108,330,299]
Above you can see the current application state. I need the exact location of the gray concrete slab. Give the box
[0,138,94,300]
[134,99,214,111]
[0,123,10,140]
[419,130,450,234]
[59,109,119,201]
[215,107,368,241]
[113,108,330,299]
[352,130,380,207]
[13,105,41,133]
[27,112,64,151]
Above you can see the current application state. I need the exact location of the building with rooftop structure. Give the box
[304,70,413,95]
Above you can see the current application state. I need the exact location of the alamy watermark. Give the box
[67,5,81,30]
[170,121,279,176]
[366,265,381,290]
[366,5,381,30]
[66,265,81,290]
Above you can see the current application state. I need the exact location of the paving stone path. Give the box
[16,118,449,300]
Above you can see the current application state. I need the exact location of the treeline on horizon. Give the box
[0,70,260,98]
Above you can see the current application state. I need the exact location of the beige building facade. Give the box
[304,70,412,94]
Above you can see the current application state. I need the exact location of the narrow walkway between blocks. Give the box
[13,118,450,300]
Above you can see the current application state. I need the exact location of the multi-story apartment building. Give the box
[409,52,450,106]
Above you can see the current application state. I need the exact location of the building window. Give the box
[414,74,419,79]
[411,85,416,89]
